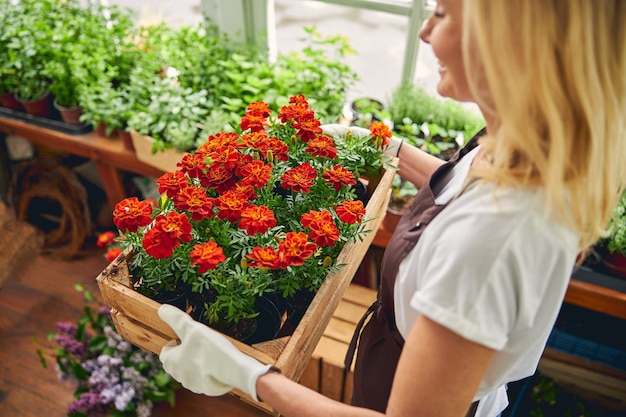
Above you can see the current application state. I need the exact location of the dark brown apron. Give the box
[345,130,485,415]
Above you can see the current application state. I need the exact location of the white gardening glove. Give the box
[158,304,273,401]
[321,123,403,157]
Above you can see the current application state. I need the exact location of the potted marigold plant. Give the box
[110,95,392,344]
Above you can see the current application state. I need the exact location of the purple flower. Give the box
[56,322,77,336]
[67,390,108,417]
[54,334,88,357]
[99,306,112,320]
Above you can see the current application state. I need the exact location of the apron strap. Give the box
[344,299,380,371]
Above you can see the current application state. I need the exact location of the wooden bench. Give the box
[298,283,377,403]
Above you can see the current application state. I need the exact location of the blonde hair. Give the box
[463,0,626,250]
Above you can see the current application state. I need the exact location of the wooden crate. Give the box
[96,166,394,415]
[130,130,188,173]
[299,283,377,403]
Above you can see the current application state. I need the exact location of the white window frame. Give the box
[200,0,431,84]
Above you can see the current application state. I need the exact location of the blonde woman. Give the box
[156,1,626,416]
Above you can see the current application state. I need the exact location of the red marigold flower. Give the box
[281,162,317,193]
[336,200,366,224]
[246,246,279,268]
[305,135,337,159]
[278,102,309,124]
[240,113,267,132]
[105,247,122,263]
[174,186,215,221]
[239,205,277,235]
[177,154,207,179]
[276,232,317,267]
[210,147,240,170]
[289,94,309,106]
[157,170,188,198]
[265,136,290,161]
[241,131,269,152]
[143,227,179,259]
[113,197,154,233]
[197,132,242,154]
[246,101,271,118]
[322,164,357,190]
[201,162,236,192]
[293,110,322,143]
[153,211,193,242]
[300,210,339,247]
[239,160,273,189]
[369,121,392,147]
[97,231,116,248]
[215,190,250,222]
[190,241,226,273]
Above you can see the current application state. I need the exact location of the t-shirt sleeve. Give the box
[409,195,572,351]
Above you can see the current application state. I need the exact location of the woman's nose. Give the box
[419,15,433,44]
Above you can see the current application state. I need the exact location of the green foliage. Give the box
[388,84,485,156]
[604,191,626,255]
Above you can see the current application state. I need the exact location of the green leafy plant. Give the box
[388,84,485,157]
[602,191,626,255]
[126,70,210,152]
[36,284,178,417]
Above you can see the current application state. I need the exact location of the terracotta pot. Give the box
[602,251,626,279]
[0,91,22,111]
[382,206,405,234]
[17,91,52,118]
[53,101,83,125]
[95,122,115,138]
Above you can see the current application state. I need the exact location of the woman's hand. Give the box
[158,304,273,401]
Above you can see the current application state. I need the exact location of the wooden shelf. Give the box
[0,115,165,208]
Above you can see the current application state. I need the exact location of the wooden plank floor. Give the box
[0,246,268,417]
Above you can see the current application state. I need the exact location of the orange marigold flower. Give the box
[177,153,207,179]
[157,170,188,198]
[293,110,322,143]
[240,113,267,132]
[239,160,273,189]
[322,165,357,190]
[241,131,269,152]
[289,94,309,106]
[113,197,154,233]
[278,102,309,124]
[305,135,337,159]
[210,147,240,170]
[174,186,214,221]
[190,241,226,273]
[335,200,366,224]
[276,232,317,267]
[153,211,193,242]
[197,132,242,154]
[246,246,279,268]
[246,101,271,118]
[301,210,339,247]
[105,247,122,263]
[265,136,290,162]
[369,121,392,147]
[239,205,277,235]
[143,227,179,259]
[97,231,116,248]
[281,162,317,193]
[215,190,250,222]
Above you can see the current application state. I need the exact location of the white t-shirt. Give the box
[394,148,579,417]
